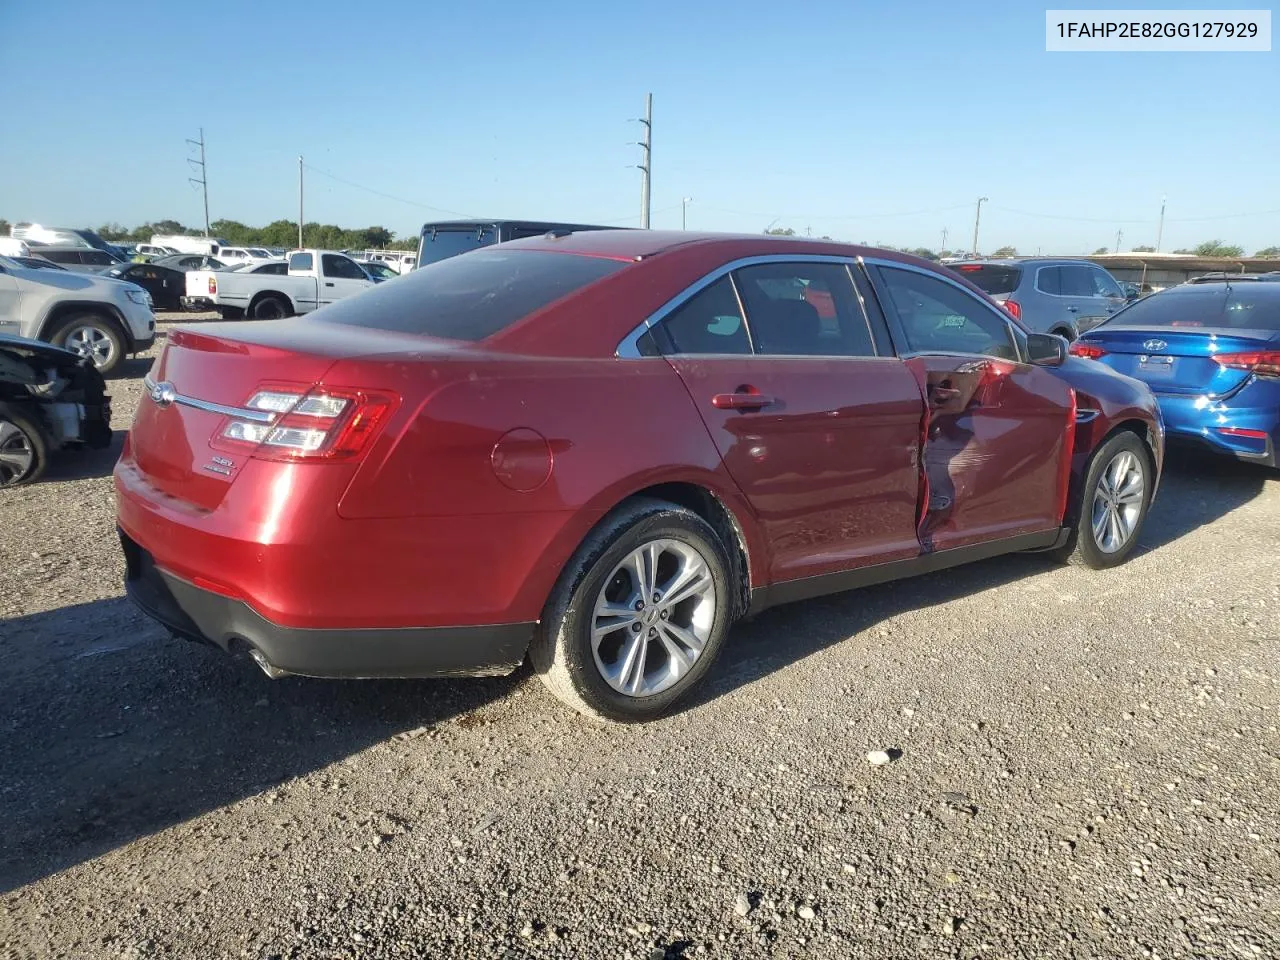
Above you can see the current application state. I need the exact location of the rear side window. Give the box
[733,262,875,357]
[951,264,1021,296]
[313,249,626,341]
[1108,286,1280,330]
[1036,266,1062,295]
[661,276,752,355]
[418,227,497,267]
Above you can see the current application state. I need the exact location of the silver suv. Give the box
[946,258,1133,339]
[0,255,156,375]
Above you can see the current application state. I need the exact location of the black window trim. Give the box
[615,254,893,360]
[859,257,1029,366]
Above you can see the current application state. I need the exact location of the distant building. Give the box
[1084,252,1280,292]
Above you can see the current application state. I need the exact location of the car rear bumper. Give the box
[1154,386,1279,468]
[119,528,533,679]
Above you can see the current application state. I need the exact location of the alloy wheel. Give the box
[590,538,717,697]
[64,325,117,370]
[1091,450,1145,554]
[0,419,36,486]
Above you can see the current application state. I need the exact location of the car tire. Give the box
[0,403,50,488]
[49,313,126,376]
[251,296,289,320]
[530,497,736,723]
[1050,430,1153,570]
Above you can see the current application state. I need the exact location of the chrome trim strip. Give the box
[143,375,277,423]
[614,253,877,359]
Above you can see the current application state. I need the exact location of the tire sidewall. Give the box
[550,507,734,722]
[52,314,125,376]
[253,297,286,320]
[1075,432,1153,568]
[0,404,50,488]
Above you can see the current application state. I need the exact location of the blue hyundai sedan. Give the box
[1070,278,1280,469]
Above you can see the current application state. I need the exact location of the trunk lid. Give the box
[127,320,459,511]
[1081,326,1278,396]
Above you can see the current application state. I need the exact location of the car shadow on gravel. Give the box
[0,598,517,893]
[688,448,1271,712]
[41,430,124,484]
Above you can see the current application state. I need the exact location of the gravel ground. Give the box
[2,316,1278,959]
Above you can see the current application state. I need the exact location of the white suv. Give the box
[0,255,156,375]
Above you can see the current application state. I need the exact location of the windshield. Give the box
[1105,284,1280,331]
[949,264,1022,296]
[417,226,497,267]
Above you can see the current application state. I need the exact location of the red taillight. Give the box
[215,384,399,461]
[1002,298,1022,321]
[958,265,982,272]
[208,276,217,295]
[1069,342,1107,360]
[1213,351,1280,377]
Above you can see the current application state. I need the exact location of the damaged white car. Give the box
[0,334,113,487]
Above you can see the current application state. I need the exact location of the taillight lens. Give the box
[1002,298,1022,321]
[217,385,398,460]
[1069,342,1107,360]
[1213,351,1280,377]
[208,276,217,294]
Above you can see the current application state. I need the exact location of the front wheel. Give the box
[1051,431,1153,569]
[50,314,125,376]
[530,498,735,723]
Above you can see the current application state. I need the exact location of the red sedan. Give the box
[115,231,1164,721]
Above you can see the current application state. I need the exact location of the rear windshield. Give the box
[1106,284,1280,331]
[949,264,1022,295]
[312,249,626,341]
[418,226,497,267]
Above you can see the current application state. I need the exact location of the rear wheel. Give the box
[0,404,49,488]
[530,498,735,722]
[50,313,125,375]
[1051,431,1152,569]
[251,296,289,320]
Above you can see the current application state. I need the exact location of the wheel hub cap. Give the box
[591,538,717,698]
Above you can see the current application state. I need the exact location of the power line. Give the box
[301,162,474,218]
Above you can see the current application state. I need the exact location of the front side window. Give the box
[876,266,1018,360]
[322,254,367,280]
[732,262,874,357]
[1091,268,1124,298]
[660,275,752,355]
[289,252,314,272]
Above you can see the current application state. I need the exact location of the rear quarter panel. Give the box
[329,353,765,617]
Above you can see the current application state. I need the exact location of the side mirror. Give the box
[1026,332,1067,366]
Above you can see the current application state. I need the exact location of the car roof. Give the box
[498,228,942,264]
[949,257,1102,267]
[1163,279,1280,296]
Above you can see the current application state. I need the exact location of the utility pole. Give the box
[682,197,691,230]
[1155,195,1167,252]
[186,128,210,236]
[971,197,988,256]
[632,93,652,229]
[941,227,949,253]
[1115,227,1124,253]
[298,156,304,249]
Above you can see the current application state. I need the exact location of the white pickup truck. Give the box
[183,249,374,319]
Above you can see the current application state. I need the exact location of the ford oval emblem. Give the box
[149,380,177,407]
[1142,338,1168,352]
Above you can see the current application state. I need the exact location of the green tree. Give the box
[1193,240,1244,257]
[991,245,1018,257]
[0,218,9,237]
[765,227,795,236]
[1131,245,1155,252]
[907,247,939,260]
[1254,246,1280,258]
[1093,246,1109,255]
[211,219,253,244]
[96,222,130,240]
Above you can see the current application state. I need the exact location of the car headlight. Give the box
[125,287,152,307]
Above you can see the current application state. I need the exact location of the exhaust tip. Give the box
[247,646,289,680]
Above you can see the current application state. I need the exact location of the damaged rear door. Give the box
[862,261,1075,553]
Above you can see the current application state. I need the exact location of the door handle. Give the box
[1066,306,1079,312]
[325,282,334,287]
[711,391,775,410]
